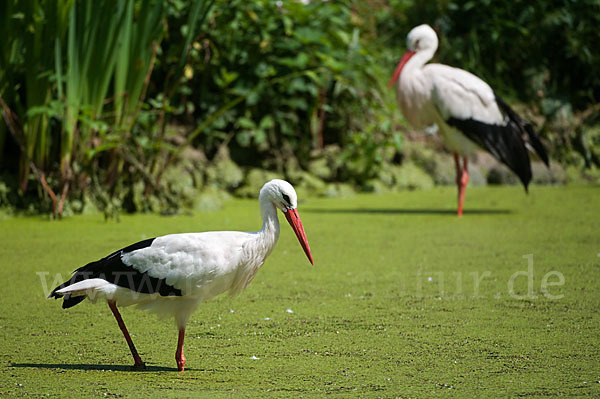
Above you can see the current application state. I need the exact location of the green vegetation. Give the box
[1,1,599,217]
[1,185,598,397]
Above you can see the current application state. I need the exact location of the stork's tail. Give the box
[49,277,108,309]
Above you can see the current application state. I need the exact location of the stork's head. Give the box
[406,24,438,53]
[260,179,298,213]
[388,24,439,88]
[260,179,313,265]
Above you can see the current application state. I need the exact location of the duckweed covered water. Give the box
[1,185,598,397]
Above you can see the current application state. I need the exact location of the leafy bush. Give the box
[167,0,399,176]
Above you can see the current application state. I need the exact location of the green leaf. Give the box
[236,130,251,147]
[237,116,256,130]
[259,115,274,130]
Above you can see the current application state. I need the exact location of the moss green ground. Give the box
[0,185,599,397]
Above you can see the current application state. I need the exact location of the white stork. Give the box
[388,24,548,215]
[49,179,313,371]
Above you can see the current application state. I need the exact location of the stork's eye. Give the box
[282,193,291,204]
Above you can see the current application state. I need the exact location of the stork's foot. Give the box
[131,361,146,370]
[175,353,186,371]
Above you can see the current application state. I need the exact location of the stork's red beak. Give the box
[284,208,314,265]
[387,50,416,88]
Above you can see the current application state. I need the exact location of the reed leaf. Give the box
[114,0,164,128]
[62,0,129,172]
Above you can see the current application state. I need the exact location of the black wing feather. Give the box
[446,95,549,190]
[49,238,182,309]
[495,96,549,166]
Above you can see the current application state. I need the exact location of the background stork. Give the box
[388,24,549,215]
[49,179,313,371]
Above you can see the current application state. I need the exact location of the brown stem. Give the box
[0,96,60,216]
[57,180,69,217]
[577,102,600,123]
[40,173,58,218]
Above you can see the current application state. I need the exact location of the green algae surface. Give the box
[1,185,599,397]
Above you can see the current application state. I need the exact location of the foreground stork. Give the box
[388,24,548,215]
[49,179,313,371]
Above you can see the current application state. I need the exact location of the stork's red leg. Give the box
[457,157,469,216]
[175,328,186,371]
[454,153,463,216]
[107,300,145,369]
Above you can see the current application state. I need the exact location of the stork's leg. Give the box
[457,157,469,216]
[107,300,145,369]
[175,327,186,371]
[454,153,463,216]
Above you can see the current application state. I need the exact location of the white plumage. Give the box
[389,24,548,215]
[50,179,313,371]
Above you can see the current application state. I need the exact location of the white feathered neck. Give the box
[229,187,282,295]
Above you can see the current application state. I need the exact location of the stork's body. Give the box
[49,180,313,371]
[389,24,548,215]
